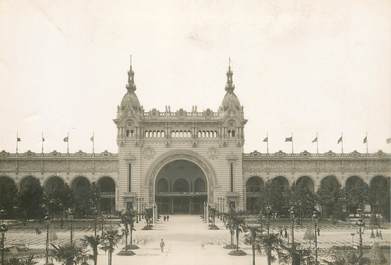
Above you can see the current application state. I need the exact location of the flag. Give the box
[363,136,367,144]
[90,135,94,142]
[263,137,268,142]
[63,136,69,142]
[312,137,318,143]
[17,137,21,142]
[42,137,45,142]
[337,136,343,144]
[386,138,391,144]
[285,137,292,142]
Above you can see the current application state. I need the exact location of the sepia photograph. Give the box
[0,1,390,265]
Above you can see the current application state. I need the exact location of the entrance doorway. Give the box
[155,160,207,215]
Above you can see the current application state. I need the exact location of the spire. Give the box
[225,57,235,93]
[126,55,136,92]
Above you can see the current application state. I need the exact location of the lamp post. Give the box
[44,215,50,265]
[312,210,319,265]
[92,207,98,238]
[356,208,365,258]
[289,207,295,249]
[265,205,272,265]
[68,208,74,244]
[0,209,7,265]
[0,224,7,265]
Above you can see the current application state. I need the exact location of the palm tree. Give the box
[100,229,122,265]
[119,209,138,250]
[81,235,101,265]
[51,242,87,265]
[224,209,246,255]
[223,212,235,249]
[143,208,153,230]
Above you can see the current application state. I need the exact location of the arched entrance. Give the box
[97,176,116,214]
[155,160,207,214]
[246,176,264,214]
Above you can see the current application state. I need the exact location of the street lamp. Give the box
[356,208,365,258]
[68,208,74,244]
[312,210,319,265]
[0,209,8,265]
[289,207,296,249]
[44,215,50,265]
[92,207,98,237]
[264,205,272,265]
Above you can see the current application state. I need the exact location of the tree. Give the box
[225,209,246,255]
[72,180,93,218]
[0,177,18,218]
[317,176,344,220]
[142,208,153,230]
[119,209,138,254]
[100,229,122,265]
[369,176,391,221]
[223,210,236,249]
[18,176,44,220]
[208,207,219,230]
[81,235,101,265]
[244,228,285,265]
[51,242,87,265]
[292,178,317,218]
[265,178,290,216]
[344,176,368,214]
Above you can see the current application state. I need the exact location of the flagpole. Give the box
[341,132,344,154]
[41,132,44,155]
[366,132,368,155]
[291,132,294,154]
[92,132,95,156]
[266,132,269,154]
[16,130,19,154]
[316,132,319,155]
[67,132,69,155]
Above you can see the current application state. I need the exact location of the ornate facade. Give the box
[1,62,390,215]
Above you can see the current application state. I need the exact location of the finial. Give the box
[225,57,234,93]
[126,55,136,92]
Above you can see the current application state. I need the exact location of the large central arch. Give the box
[145,150,217,214]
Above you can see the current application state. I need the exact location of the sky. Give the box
[0,0,390,154]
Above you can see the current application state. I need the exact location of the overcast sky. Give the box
[0,0,390,154]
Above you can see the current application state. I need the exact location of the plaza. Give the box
[2,215,390,265]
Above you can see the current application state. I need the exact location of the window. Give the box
[128,164,132,192]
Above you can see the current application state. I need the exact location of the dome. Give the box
[120,91,141,112]
[220,91,241,112]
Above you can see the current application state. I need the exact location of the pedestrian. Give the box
[164,216,166,222]
[167,215,170,221]
[279,228,283,237]
[160,238,165,253]
[379,230,383,239]
[284,227,288,238]
[317,227,320,236]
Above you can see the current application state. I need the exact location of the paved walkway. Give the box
[98,215,264,265]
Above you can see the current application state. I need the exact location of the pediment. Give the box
[0,150,9,157]
[325,150,336,156]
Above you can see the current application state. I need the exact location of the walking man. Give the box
[160,238,165,253]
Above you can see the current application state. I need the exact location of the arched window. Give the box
[173,178,189,192]
[157,179,169,193]
[246,176,264,192]
[194,178,206,192]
